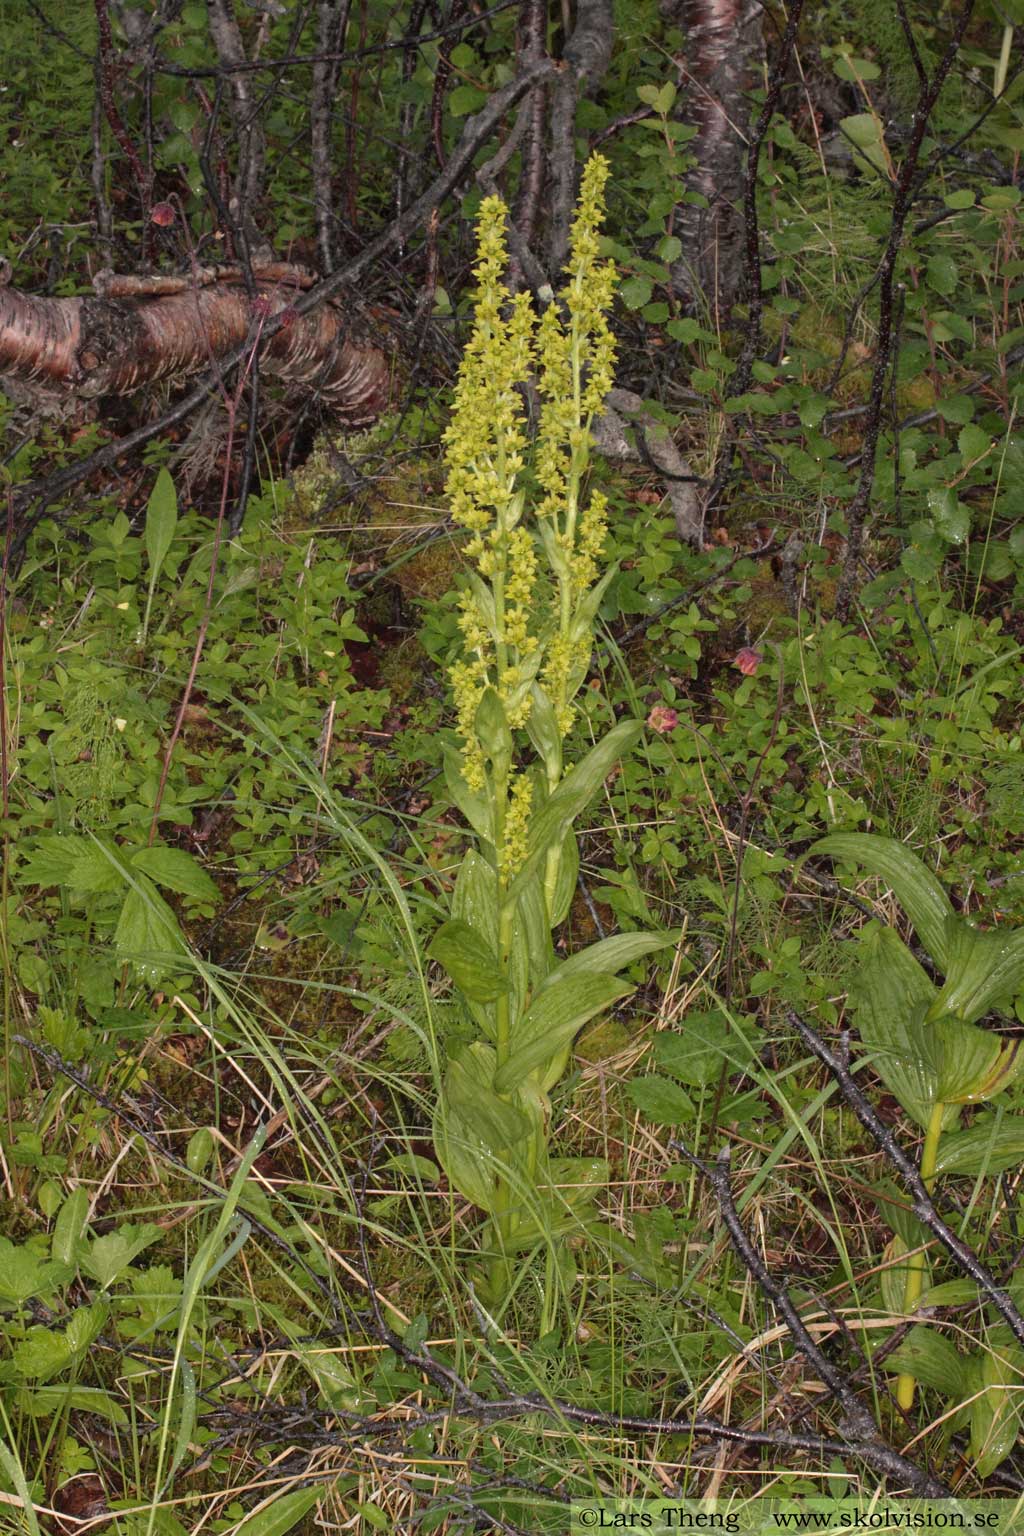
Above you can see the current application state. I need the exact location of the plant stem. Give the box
[895,1099,945,1411]
[488,899,516,1299]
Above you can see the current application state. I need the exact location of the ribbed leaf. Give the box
[494,973,632,1092]
[541,929,678,989]
[451,849,499,953]
[849,929,941,1128]
[429,918,507,1003]
[432,1098,495,1213]
[505,719,642,907]
[934,925,1024,1025]
[811,834,955,969]
[934,1115,1024,1176]
[933,1016,1024,1103]
[446,1043,531,1151]
[549,824,579,928]
[883,1325,966,1396]
[971,1346,1024,1476]
[443,743,493,843]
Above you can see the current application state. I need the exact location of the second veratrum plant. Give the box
[813,833,1024,1449]
[430,158,670,1301]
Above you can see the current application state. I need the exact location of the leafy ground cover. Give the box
[2,0,1024,1530]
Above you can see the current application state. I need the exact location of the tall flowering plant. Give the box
[429,159,673,1303]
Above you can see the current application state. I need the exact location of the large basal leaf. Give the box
[445,1043,531,1151]
[882,1325,966,1397]
[429,918,507,1003]
[432,1097,495,1213]
[970,1346,1024,1476]
[493,972,633,1092]
[849,929,942,1128]
[505,719,643,906]
[934,924,1024,1026]
[933,1115,1024,1177]
[932,1016,1024,1104]
[811,833,955,970]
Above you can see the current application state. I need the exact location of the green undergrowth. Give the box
[3,443,1024,1526]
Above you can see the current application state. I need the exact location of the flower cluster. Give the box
[443,157,617,857]
[499,771,534,878]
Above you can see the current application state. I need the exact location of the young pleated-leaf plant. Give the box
[431,158,674,1309]
[812,833,1024,1459]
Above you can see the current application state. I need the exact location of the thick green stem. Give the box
[895,1099,946,1412]
[488,874,516,1299]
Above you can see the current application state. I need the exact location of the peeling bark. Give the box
[547,0,615,273]
[0,272,390,422]
[206,0,267,246]
[669,0,764,313]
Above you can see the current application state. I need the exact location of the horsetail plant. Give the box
[430,158,673,1309]
[813,834,1024,1453]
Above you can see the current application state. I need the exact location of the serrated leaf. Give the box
[448,83,487,117]
[81,1223,162,1289]
[655,1010,754,1087]
[12,1326,72,1383]
[811,834,955,970]
[429,918,507,1003]
[927,487,970,544]
[620,275,653,311]
[628,1074,694,1125]
[0,1239,72,1306]
[958,423,992,464]
[114,878,187,975]
[129,845,218,901]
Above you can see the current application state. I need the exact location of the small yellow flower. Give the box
[499,771,533,878]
